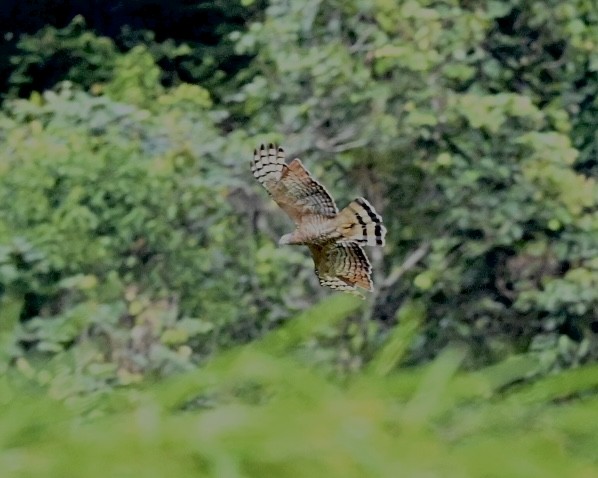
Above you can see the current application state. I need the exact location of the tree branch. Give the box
[382,242,431,288]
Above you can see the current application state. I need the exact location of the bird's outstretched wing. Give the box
[251,143,338,224]
[252,143,384,294]
[308,242,373,292]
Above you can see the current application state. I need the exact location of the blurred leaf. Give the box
[368,300,424,376]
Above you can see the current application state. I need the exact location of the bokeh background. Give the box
[1,1,597,476]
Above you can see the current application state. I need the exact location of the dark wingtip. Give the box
[268,142,275,149]
[260,144,266,150]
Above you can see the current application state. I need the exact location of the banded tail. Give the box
[335,197,386,246]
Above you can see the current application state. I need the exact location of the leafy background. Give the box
[0,0,597,475]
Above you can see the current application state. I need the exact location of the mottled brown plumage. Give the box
[251,143,386,292]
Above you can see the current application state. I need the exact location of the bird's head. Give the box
[278,233,294,246]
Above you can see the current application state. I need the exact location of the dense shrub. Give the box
[3,297,598,477]
[0,2,598,474]
[3,0,265,103]
[0,0,596,389]
[0,63,318,384]
[235,0,598,366]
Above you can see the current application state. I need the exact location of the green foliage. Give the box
[7,16,119,98]
[3,2,266,104]
[0,0,596,380]
[0,0,595,378]
[0,76,323,384]
[1,2,598,471]
[236,0,598,365]
[2,299,598,477]
[102,45,165,107]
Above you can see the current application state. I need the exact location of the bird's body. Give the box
[279,215,338,245]
[251,143,386,293]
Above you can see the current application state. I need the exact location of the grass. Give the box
[2,294,598,477]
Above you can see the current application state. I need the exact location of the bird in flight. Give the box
[251,143,386,293]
